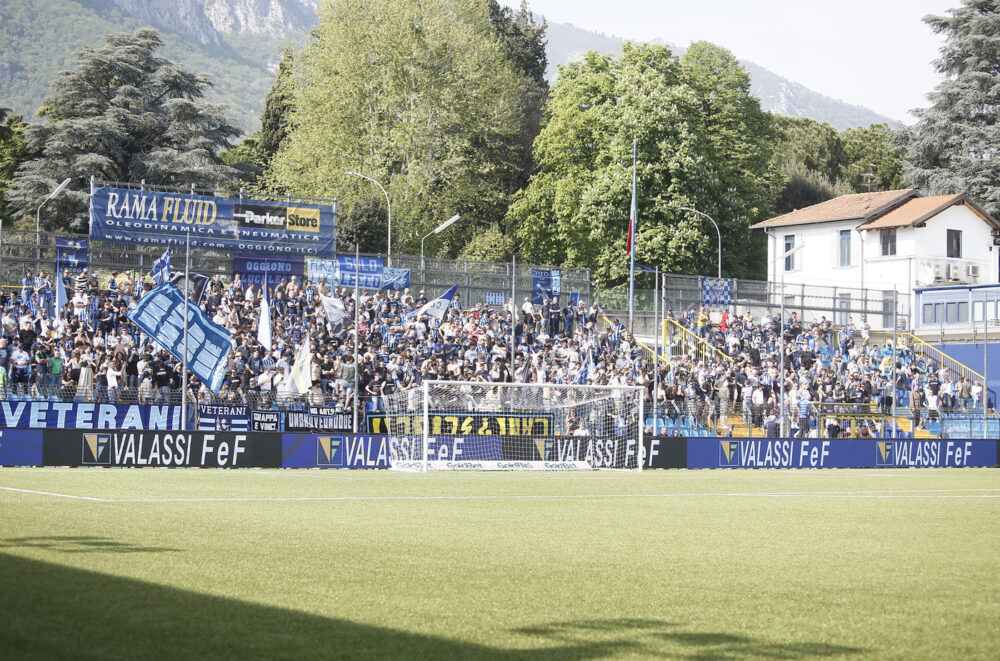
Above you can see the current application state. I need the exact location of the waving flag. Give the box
[290,333,312,394]
[319,294,352,336]
[150,248,171,284]
[257,282,272,350]
[405,284,458,322]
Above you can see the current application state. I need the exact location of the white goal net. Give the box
[384,381,644,471]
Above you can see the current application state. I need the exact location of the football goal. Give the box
[383,380,644,471]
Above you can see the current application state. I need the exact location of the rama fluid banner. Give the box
[90,185,336,257]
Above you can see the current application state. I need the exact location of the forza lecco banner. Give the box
[42,429,283,468]
[90,185,336,257]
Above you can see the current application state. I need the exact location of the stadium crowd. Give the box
[0,266,986,438]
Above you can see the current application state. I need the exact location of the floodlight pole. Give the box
[778,244,804,437]
[36,177,71,275]
[345,171,391,264]
[421,213,460,283]
[678,206,722,280]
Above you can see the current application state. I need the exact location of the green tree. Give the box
[507,42,776,283]
[0,108,29,221]
[841,123,905,193]
[270,0,524,257]
[8,28,241,231]
[905,1,1000,215]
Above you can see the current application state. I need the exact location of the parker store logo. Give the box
[317,436,343,466]
[82,433,111,465]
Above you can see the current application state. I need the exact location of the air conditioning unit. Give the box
[947,264,963,281]
[967,264,981,279]
[933,264,947,281]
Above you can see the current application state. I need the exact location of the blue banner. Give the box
[282,434,390,469]
[55,237,88,275]
[0,429,44,466]
[234,253,305,293]
[89,186,336,257]
[531,269,561,304]
[0,402,181,429]
[689,438,998,469]
[127,282,231,393]
[306,256,410,290]
[198,405,250,431]
[484,292,506,306]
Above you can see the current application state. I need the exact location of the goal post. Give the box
[384,380,644,471]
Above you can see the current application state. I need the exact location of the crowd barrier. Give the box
[0,432,995,469]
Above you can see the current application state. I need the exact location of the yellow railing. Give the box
[597,314,670,366]
[661,318,734,365]
[866,330,986,383]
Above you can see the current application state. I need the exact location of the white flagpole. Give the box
[510,254,516,380]
[353,244,360,433]
[181,227,190,431]
[628,135,637,333]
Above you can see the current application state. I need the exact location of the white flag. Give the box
[319,293,351,336]
[257,286,272,350]
[290,333,312,395]
[405,284,458,322]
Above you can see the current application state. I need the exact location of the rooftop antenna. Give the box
[862,163,878,197]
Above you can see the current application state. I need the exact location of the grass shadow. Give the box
[516,618,867,659]
[0,536,180,554]
[0,553,616,660]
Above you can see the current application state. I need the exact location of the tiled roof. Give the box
[859,194,991,229]
[750,189,916,229]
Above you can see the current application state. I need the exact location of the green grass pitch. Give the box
[1,467,998,660]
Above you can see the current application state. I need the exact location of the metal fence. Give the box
[598,274,908,333]
[0,229,592,308]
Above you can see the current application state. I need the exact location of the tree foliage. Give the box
[904,0,1000,215]
[269,0,525,257]
[7,28,241,231]
[0,108,30,222]
[507,42,777,283]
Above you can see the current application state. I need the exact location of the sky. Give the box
[502,0,957,123]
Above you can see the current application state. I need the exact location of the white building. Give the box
[751,189,1000,330]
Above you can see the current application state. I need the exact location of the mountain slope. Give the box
[0,0,898,133]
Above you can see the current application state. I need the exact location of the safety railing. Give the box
[597,314,670,366]
[661,318,734,366]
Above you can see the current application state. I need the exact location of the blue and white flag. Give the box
[150,248,171,284]
[150,247,171,284]
[55,237,88,274]
[257,282,272,350]
[198,405,250,431]
[405,284,458,321]
[127,282,231,393]
[54,271,68,317]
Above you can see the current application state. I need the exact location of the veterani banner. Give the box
[0,402,181,430]
[90,185,336,257]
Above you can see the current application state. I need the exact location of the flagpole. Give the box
[653,265,659,436]
[181,227,190,431]
[628,135,637,334]
[510,254,516,380]
[353,244,360,434]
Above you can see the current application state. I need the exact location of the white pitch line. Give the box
[108,487,1000,503]
[0,486,107,501]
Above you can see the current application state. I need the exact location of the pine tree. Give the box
[8,29,241,231]
[904,0,1000,215]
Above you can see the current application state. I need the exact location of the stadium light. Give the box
[779,243,805,438]
[678,206,722,279]
[345,171,391,261]
[36,177,71,274]
[421,214,461,275]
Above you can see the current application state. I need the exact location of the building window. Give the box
[923,303,935,325]
[783,235,795,271]
[880,228,896,256]
[947,229,962,258]
[958,301,969,322]
[839,230,851,267]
